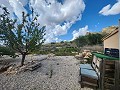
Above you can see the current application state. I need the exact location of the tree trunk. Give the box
[21,54,26,66]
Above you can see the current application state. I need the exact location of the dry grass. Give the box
[81,45,104,53]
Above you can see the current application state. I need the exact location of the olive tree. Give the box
[0,7,46,66]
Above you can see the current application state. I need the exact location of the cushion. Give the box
[80,69,98,80]
[80,64,93,70]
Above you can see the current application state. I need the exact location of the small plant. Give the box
[0,46,18,58]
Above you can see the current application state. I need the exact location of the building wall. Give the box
[104,32,119,49]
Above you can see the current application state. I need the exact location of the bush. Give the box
[30,47,78,56]
[54,52,75,56]
[74,33,103,47]
[54,47,77,56]
[0,46,18,58]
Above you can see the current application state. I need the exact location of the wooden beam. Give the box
[115,61,119,90]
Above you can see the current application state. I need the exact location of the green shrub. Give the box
[30,47,78,56]
[54,52,75,56]
[54,47,77,56]
[0,46,18,58]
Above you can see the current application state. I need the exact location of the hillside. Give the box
[102,26,118,34]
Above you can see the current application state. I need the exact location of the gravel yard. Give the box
[0,55,93,90]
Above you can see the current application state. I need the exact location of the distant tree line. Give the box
[74,33,103,47]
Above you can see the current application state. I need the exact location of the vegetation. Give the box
[34,46,78,56]
[33,33,103,55]
[27,33,103,56]
[32,40,78,56]
[0,7,45,66]
[0,7,104,61]
[54,47,78,56]
[81,45,104,52]
[74,33,103,47]
[0,46,18,58]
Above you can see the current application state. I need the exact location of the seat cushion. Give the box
[80,69,98,80]
[80,64,93,70]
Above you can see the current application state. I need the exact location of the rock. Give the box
[74,53,83,59]
[5,70,17,75]
[84,56,89,59]
[4,65,19,75]
[47,53,55,58]
[86,52,92,57]
[82,50,92,58]
[18,65,27,72]
[7,66,13,72]
[102,26,117,34]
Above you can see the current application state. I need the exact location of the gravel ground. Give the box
[0,55,93,90]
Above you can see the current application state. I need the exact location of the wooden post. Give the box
[114,20,120,90]
[101,58,105,90]
[115,61,119,90]
[118,19,120,89]
[118,19,120,58]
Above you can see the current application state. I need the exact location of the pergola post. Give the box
[115,19,120,90]
[118,19,120,58]
[119,19,120,89]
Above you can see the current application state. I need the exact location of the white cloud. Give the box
[72,25,89,40]
[0,0,27,21]
[99,0,120,15]
[9,0,27,21]
[19,0,29,6]
[53,23,71,36]
[0,0,85,43]
[30,0,85,43]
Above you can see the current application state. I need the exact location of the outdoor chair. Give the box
[79,54,102,89]
[80,55,97,70]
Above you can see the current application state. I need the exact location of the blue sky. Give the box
[59,0,120,41]
[0,0,120,43]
